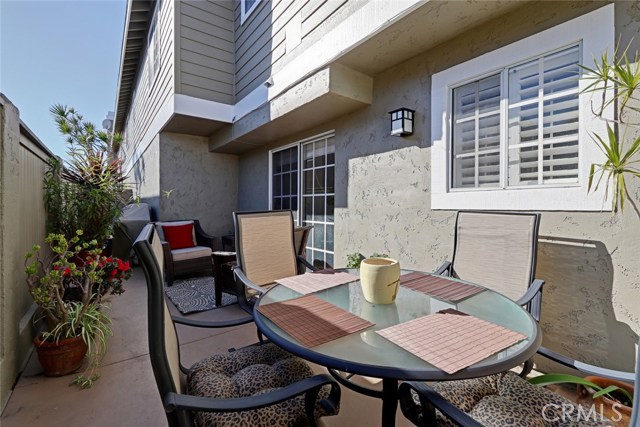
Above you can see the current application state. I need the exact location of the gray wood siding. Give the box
[177,1,235,104]
[234,0,349,100]
[122,0,175,171]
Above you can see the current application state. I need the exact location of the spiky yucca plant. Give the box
[581,44,640,214]
[45,105,127,245]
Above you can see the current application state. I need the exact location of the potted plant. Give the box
[25,230,130,388]
[44,105,127,247]
[530,373,634,425]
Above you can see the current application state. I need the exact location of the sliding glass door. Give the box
[271,133,335,268]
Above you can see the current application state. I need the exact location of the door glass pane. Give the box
[304,170,313,193]
[304,196,313,222]
[314,196,325,221]
[314,168,325,194]
[326,224,334,251]
[327,138,335,164]
[313,224,324,249]
[271,146,298,216]
[326,166,335,193]
[304,144,313,168]
[326,196,334,222]
[300,136,335,270]
[315,141,326,167]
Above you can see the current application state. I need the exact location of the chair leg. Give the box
[519,358,534,378]
[257,329,269,344]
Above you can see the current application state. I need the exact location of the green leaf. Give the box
[529,373,602,390]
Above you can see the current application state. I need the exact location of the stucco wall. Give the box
[237,2,640,371]
[130,134,161,217]
[0,95,53,411]
[159,132,238,237]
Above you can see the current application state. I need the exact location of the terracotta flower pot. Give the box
[578,376,634,426]
[34,335,87,376]
[360,258,400,304]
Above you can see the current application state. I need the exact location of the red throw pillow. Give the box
[162,223,195,250]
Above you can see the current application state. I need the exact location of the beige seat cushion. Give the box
[171,246,212,262]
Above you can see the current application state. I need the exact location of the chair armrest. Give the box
[516,278,544,321]
[161,241,175,282]
[399,382,485,427]
[297,255,318,273]
[164,374,340,416]
[434,261,452,276]
[233,268,266,295]
[193,220,220,250]
[171,314,254,329]
[537,346,635,383]
[233,266,265,314]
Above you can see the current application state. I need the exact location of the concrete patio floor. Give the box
[1,267,411,427]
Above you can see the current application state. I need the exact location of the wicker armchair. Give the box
[154,219,219,285]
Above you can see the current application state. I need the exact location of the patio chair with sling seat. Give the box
[328,211,546,398]
[133,224,341,427]
[436,210,545,377]
[232,210,316,315]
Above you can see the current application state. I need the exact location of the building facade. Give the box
[114,1,640,372]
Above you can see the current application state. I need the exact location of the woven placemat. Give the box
[400,272,483,302]
[257,295,374,347]
[376,313,527,374]
[275,270,359,294]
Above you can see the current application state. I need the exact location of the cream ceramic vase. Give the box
[359,258,400,304]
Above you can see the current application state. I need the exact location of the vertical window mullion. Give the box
[537,58,544,185]
[474,85,480,188]
[500,70,508,189]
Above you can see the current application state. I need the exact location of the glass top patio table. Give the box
[253,269,542,427]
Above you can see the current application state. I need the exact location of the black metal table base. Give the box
[327,368,399,427]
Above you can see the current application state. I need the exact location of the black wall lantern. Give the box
[389,108,415,136]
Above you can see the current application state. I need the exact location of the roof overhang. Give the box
[114,0,153,133]
[208,64,372,154]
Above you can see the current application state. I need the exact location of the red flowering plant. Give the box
[25,229,130,388]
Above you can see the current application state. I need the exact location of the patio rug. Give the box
[165,276,237,314]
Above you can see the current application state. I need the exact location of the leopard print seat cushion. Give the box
[187,343,338,427]
[407,372,612,427]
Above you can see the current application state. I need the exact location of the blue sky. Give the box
[1,0,127,157]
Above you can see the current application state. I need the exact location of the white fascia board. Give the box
[173,94,234,122]
[233,0,423,121]
[123,94,235,175]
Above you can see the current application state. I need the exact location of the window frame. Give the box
[240,0,260,25]
[448,44,583,192]
[430,4,614,211]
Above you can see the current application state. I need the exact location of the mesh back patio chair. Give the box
[436,211,544,321]
[133,224,340,427]
[233,210,316,314]
[329,211,546,396]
